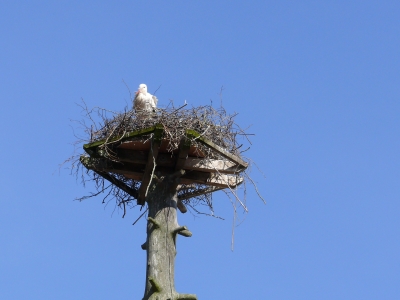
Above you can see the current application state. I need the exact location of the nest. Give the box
[89,105,246,157]
[71,101,260,220]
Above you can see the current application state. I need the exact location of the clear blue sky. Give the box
[1,1,399,299]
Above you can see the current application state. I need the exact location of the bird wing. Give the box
[134,93,147,111]
[151,95,158,108]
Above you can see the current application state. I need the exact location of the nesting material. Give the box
[89,105,244,156]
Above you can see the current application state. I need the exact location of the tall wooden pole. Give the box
[142,172,197,300]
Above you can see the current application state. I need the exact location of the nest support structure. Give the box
[78,106,250,300]
[81,123,248,213]
[78,105,250,215]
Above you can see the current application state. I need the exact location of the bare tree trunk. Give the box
[142,174,197,300]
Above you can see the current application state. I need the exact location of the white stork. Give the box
[133,84,158,113]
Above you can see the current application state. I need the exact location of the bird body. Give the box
[133,84,158,113]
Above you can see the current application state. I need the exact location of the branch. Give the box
[148,277,162,292]
[173,226,192,237]
[148,217,160,229]
[141,242,147,250]
[177,294,197,300]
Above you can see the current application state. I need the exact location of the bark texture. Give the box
[142,174,197,300]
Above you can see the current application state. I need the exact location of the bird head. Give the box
[136,83,148,95]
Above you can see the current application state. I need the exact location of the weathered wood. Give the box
[175,137,191,170]
[174,137,191,213]
[181,171,243,188]
[83,124,162,154]
[178,186,225,201]
[118,139,205,157]
[177,200,188,214]
[183,158,238,173]
[143,175,197,300]
[83,126,247,173]
[80,156,145,180]
[115,149,149,164]
[137,126,163,205]
[173,226,192,237]
[82,156,243,188]
[186,129,248,170]
[96,171,138,198]
[80,156,139,198]
[116,148,177,169]
[116,148,241,174]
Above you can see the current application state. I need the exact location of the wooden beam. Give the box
[186,129,248,170]
[178,186,224,201]
[95,171,139,198]
[175,137,191,170]
[80,156,139,198]
[107,169,143,181]
[116,149,148,164]
[81,156,242,189]
[116,149,176,168]
[81,155,242,188]
[116,149,241,174]
[137,126,164,205]
[83,124,163,155]
[182,158,239,174]
[80,156,145,180]
[180,172,243,188]
[83,126,248,172]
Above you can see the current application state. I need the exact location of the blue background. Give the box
[1,1,399,299]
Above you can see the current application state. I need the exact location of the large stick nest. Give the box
[90,105,246,158]
[70,100,262,220]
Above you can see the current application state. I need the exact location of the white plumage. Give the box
[133,84,158,113]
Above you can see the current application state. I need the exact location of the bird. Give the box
[133,84,158,114]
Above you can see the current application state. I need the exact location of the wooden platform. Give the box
[81,124,248,208]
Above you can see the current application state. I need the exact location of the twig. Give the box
[132,208,149,226]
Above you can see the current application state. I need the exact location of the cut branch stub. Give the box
[176,295,198,300]
[173,226,192,237]
[148,277,162,293]
[147,217,160,229]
